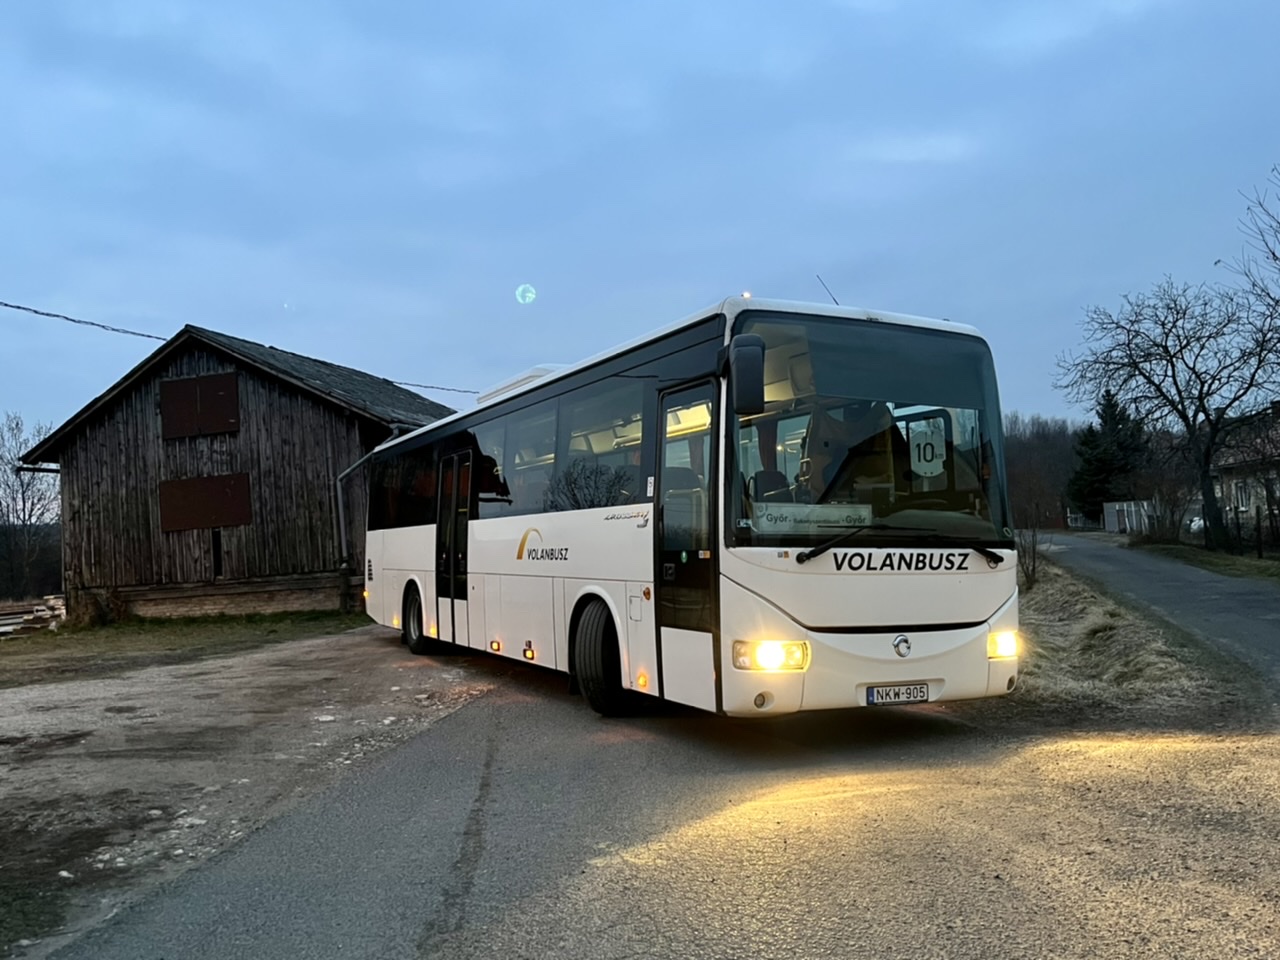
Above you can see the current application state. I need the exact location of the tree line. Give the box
[1005,392,1202,539]
[0,412,61,601]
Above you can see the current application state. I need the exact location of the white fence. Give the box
[1102,500,1155,535]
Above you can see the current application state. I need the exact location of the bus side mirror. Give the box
[728,334,766,416]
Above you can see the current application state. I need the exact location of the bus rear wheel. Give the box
[574,600,631,717]
[402,585,435,656]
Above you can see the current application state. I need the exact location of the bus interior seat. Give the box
[750,469,792,503]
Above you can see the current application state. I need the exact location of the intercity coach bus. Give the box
[363,296,1019,717]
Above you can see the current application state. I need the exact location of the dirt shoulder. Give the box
[0,623,494,957]
[0,612,373,690]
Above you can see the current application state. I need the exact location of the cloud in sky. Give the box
[972,0,1177,58]
[1,0,1277,431]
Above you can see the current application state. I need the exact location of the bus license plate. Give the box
[867,684,929,705]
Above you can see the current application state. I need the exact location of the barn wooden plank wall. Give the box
[60,346,374,591]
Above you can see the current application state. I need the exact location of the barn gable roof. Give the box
[22,325,455,465]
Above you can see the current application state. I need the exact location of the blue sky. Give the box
[3,0,1279,432]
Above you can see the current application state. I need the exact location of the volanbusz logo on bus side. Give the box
[516,528,569,562]
[833,551,972,572]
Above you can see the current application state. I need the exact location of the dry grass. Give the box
[999,560,1265,728]
[0,611,372,689]
[1133,542,1280,584]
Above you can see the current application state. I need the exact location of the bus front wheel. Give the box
[573,601,630,717]
[402,584,435,656]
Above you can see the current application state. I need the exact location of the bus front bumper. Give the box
[718,585,1019,718]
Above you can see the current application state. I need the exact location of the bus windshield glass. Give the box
[728,311,1013,549]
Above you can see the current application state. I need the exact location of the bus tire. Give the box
[403,584,434,656]
[574,600,630,717]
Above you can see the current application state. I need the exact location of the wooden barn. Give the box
[20,325,453,619]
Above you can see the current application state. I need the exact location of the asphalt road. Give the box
[1047,534,1280,681]
[44,660,1280,960]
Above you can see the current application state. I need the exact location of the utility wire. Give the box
[1,298,166,341]
[392,380,479,394]
[1,298,479,395]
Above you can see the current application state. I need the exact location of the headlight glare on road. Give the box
[987,630,1018,659]
[732,640,810,672]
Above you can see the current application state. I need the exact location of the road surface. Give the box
[41,660,1280,960]
[1047,533,1280,681]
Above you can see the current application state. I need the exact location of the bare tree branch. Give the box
[1054,279,1280,548]
[0,412,61,599]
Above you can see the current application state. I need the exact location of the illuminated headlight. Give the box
[732,640,810,672]
[987,631,1018,659]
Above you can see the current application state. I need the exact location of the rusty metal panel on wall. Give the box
[159,378,200,439]
[159,473,253,532]
[197,372,240,435]
[159,372,240,439]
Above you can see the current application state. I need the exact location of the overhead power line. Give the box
[1,298,166,341]
[392,380,479,395]
[1,298,479,396]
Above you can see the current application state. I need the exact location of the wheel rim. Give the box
[407,593,421,641]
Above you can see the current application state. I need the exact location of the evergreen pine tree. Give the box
[1067,391,1147,522]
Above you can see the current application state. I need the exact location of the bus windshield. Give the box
[728,311,1013,549]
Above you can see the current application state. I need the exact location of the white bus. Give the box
[363,297,1019,717]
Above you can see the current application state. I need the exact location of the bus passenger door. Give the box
[435,451,471,646]
[655,382,719,713]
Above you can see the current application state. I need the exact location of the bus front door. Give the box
[655,382,719,713]
[435,450,471,646]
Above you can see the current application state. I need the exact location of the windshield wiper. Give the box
[795,524,934,565]
[921,533,1008,566]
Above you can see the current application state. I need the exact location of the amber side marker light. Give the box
[637,673,649,689]
[523,642,535,660]
[490,640,502,653]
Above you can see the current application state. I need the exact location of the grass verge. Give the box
[1131,542,1280,585]
[1000,559,1271,730]
[0,611,373,689]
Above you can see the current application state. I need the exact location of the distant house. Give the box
[21,325,453,619]
[1213,400,1280,542]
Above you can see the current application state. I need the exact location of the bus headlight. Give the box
[987,631,1018,659]
[732,640,810,672]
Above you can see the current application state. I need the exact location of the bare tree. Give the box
[1003,412,1078,590]
[1003,411,1078,530]
[1055,279,1280,549]
[1238,164,1280,315]
[0,412,60,600]
[1234,167,1280,548]
[1133,429,1200,541]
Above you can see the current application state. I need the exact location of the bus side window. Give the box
[472,421,510,518]
[504,400,558,516]
[550,379,645,511]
